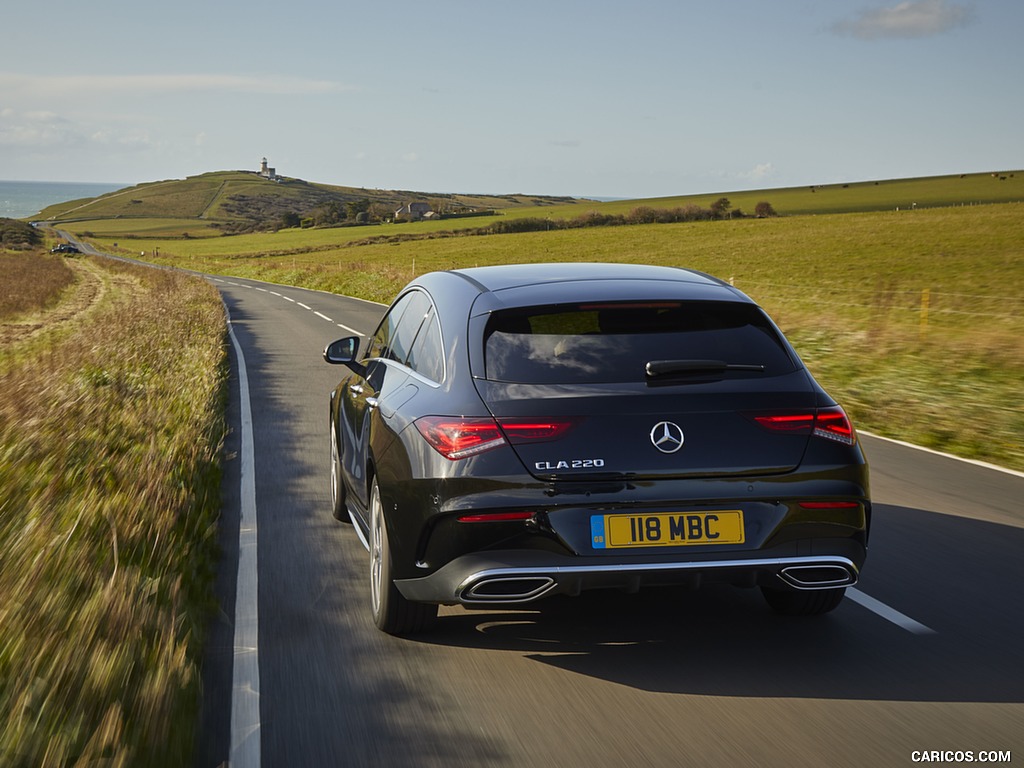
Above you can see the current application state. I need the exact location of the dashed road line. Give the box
[848,588,936,635]
[214,277,366,338]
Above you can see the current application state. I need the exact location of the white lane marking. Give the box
[227,313,262,768]
[254,287,267,293]
[221,278,365,335]
[847,588,936,635]
[860,431,1024,479]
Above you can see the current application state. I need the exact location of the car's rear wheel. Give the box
[330,419,349,522]
[761,585,846,616]
[369,478,437,635]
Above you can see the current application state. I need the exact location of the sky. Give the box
[1,0,1021,199]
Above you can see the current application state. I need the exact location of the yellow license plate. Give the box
[591,511,744,549]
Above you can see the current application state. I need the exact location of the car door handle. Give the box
[365,397,379,410]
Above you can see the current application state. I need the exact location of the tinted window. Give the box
[366,292,413,361]
[483,301,796,384]
[366,290,430,362]
[388,290,431,364]
[405,309,444,382]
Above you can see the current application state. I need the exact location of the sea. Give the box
[0,180,127,220]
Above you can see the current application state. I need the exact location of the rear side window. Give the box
[366,290,430,363]
[388,291,432,364]
[405,308,444,382]
[483,301,797,384]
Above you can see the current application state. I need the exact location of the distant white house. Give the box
[394,202,432,221]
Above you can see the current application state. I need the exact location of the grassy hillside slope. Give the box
[45,168,1024,242]
[496,170,1024,220]
[32,170,584,237]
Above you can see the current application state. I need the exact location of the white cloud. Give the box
[745,162,775,181]
[833,1,974,39]
[0,72,352,97]
[707,163,776,185]
[0,109,153,150]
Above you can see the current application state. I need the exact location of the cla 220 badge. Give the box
[535,458,606,471]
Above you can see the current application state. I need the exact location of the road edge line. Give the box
[227,311,262,768]
[860,431,1024,479]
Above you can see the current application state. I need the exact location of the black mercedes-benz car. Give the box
[324,263,870,635]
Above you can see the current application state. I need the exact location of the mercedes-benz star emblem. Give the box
[650,421,685,454]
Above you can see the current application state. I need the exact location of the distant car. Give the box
[324,263,870,635]
[50,243,79,254]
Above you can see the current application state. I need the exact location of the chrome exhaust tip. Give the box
[779,564,857,590]
[462,576,556,603]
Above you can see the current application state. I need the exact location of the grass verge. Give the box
[0,254,227,766]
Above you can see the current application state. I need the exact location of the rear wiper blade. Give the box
[645,359,765,377]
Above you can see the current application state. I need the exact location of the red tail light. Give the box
[752,413,816,432]
[813,406,856,445]
[415,416,576,460]
[799,501,860,509]
[415,417,506,460]
[753,406,856,446]
[457,511,535,523]
[496,418,577,443]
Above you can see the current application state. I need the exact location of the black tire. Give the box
[761,585,846,616]
[330,419,350,523]
[369,478,438,635]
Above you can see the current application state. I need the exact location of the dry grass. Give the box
[0,253,76,320]
[0,254,227,766]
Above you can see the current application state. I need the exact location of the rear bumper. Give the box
[394,546,863,606]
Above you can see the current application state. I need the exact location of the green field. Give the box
[82,199,1024,472]
[46,169,1024,242]
[62,171,1024,472]
[502,170,1024,219]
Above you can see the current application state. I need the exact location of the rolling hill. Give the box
[32,170,584,236]
[32,168,1024,240]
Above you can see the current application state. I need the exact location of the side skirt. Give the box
[347,502,371,552]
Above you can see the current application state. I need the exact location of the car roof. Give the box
[450,262,725,292]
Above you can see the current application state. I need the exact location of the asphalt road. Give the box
[198,274,1024,768]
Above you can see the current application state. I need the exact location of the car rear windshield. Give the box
[482,301,798,384]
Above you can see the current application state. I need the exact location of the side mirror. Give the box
[323,336,360,365]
